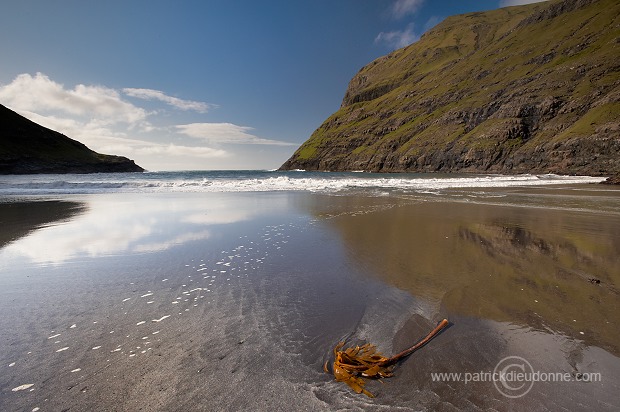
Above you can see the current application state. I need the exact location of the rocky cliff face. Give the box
[281,0,620,175]
[0,104,143,174]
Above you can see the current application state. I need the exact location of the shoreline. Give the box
[1,188,619,411]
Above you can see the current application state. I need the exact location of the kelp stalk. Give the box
[327,318,449,397]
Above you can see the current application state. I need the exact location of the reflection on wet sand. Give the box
[2,190,618,410]
[0,194,262,265]
[319,194,620,356]
[0,200,86,248]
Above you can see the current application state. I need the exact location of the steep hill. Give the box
[281,0,620,175]
[0,104,143,174]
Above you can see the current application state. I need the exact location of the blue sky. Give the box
[0,0,543,170]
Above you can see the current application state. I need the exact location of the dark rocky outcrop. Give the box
[0,104,143,174]
[602,174,620,184]
[281,0,620,176]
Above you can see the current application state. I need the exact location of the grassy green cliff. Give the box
[0,104,143,174]
[281,0,620,175]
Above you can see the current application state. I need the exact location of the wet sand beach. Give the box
[1,186,619,411]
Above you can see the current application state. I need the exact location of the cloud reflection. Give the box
[2,194,259,265]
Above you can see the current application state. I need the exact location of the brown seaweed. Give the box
[325,318,449,397]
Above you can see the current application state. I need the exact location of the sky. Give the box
[0,0,545,171]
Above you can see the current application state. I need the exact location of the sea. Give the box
[0,169,606,196]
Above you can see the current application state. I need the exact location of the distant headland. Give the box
[0,103,143,174]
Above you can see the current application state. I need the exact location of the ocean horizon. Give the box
[0,170,607,196]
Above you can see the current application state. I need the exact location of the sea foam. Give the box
[0,171,605,196]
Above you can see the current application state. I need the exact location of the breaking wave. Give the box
[0,170,605,196]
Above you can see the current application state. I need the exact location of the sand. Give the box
[1,187,619,411]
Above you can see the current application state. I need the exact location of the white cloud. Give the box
[135,143,228,158]
[0,72,148,124]
[499,0,547,6]
[123,88,215,113]
[375,23,419,49]
[390,0,424,19]
[11,109,228,165]
[13,109,149,152]
[17,109,134,139]
[423,16,443,32]
[0,72,288,170]
[176,123,296,146]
